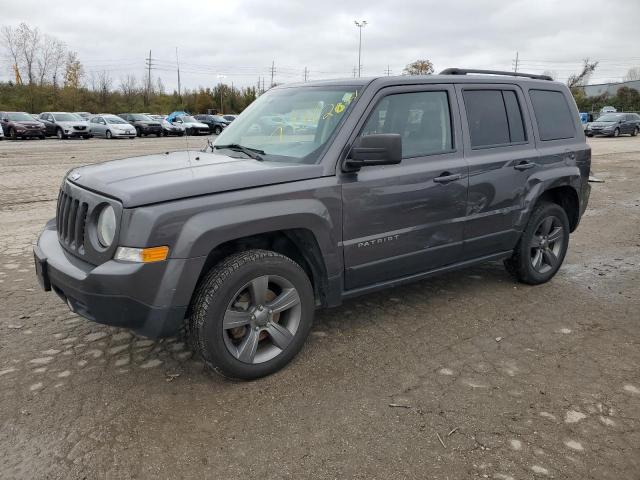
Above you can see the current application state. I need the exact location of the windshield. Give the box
[106,117,127,124]
[596,114,623,122]
[179,116,198,123]
[214,86,359,164]
[6,112,35,122]
[130,114,152,121]
[54,113,79,122]
[223,115,236,121]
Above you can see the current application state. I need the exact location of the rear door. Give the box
[456,84,538,259]
[341,84,469,290]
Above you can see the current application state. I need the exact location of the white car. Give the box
[172,115,210,135]
[89,114,136,139]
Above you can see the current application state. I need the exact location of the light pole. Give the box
[354,20,367,77]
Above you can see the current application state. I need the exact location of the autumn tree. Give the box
[403,59,434,75]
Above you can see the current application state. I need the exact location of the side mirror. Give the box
[344,133,402,172]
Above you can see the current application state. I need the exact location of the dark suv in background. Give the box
[0,111,46,139]
[117,113,163,137]
[194,114,231,135]
[34,69,590,380]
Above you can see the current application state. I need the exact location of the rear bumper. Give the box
[34,220,206,337]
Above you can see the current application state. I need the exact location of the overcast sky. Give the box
[2,0,639,91]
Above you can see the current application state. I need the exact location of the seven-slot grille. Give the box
[56,189,89,253]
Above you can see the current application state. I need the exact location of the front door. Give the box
[341,85,468,291]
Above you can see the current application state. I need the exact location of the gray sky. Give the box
[2,0,639,90]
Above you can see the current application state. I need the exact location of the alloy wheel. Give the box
[530,216,564,274]
[222,275,301,364]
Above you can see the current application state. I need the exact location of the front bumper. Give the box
[34,219,205,337]
[16,129,45,137]
[65,130,92,138]
[140,126,162,134]
[111,130,136,138]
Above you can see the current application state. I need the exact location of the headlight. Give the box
[96,205,116,247]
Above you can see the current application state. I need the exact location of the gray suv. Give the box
[34,69,591,380]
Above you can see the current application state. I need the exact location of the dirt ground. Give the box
[0,134,638,480]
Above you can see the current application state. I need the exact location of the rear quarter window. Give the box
[529,89,576,141]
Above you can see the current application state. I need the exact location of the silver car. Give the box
[90,114,136,139]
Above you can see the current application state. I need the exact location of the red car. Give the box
[0,111,46,139]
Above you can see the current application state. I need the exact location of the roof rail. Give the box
[439,68,553,81]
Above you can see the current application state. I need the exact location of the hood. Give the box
[13,121,44,128]
[58,120,88,128]
[589,121,616,127]
[182,121,209,128]
[68,151,324,207]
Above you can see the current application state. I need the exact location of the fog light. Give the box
[115,246,169,263]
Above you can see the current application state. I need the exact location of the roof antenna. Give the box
[175,46,192,165]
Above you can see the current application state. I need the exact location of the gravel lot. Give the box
[0,135,639,479]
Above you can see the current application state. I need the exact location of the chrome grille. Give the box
[56,189,88,254]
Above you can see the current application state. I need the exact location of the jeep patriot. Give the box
[34,69,591,379]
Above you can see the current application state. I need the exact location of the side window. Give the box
[529,89,576,141]
[361,91,453,158]
[462,89,527,148]
[503,91,526,143]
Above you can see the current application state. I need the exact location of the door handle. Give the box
[433,172,462,184]
[514,161,535,171]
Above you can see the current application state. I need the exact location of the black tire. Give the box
[613,128,620,137]
[178,132,184,137]
[504,201,570,285]
[135,127,142,137]
[39,135,45,140]
[106,130,113,139]
[187,249,314,380]
[213,125,222,135]
[56,128,65,140]
[632,126,639,137]
[9,127,17,140]
[586,133,594,137]
[162,130,168,137]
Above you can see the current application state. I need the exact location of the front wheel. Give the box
[504,201,570,285]
[213,125,222,135]
[187,249,314,380]
[613,128,620,137]
[106,130,113,139]
[632,126,639,137]
[9,127,18,140]
[56,128,65,140]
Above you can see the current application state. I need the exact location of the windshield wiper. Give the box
[214,143,265,161]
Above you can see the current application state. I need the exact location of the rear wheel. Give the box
[187,249,314,380]
[504,201,570,285]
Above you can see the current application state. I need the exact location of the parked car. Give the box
[149,115,185,137]
[117,113,162,137]
[34,69,591,380]
[74,112,93,121]
[89,114,136,139]
[39,112,92,139]
[600,106,617,114]
[0,111,46,139]
[171,115,210,135]
[194,114,231,135]
[585,113,640,137]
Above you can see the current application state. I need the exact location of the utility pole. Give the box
[270,60,275,88]
[352,66,357,78]
[145,50,152,107]
[354,20,367,77]
[303,66,309,82]
[175,47,182,104]
[513,51,519,73]
[385,65,392,76]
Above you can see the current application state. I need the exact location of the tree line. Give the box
[0,23,257,114]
